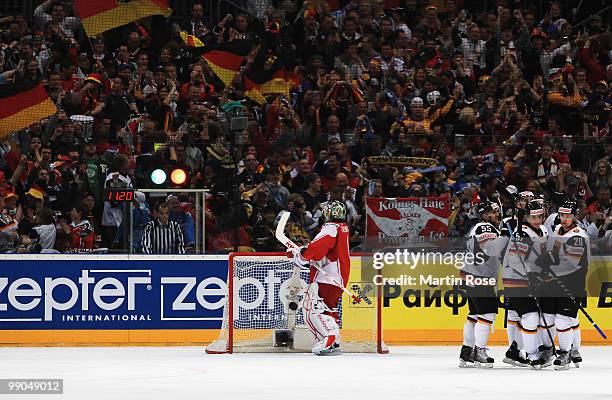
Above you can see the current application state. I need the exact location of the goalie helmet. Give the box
[427,90,441,106]
[558,200,579,216]
[322,200,347,223]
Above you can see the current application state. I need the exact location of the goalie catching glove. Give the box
[290,246,309,268]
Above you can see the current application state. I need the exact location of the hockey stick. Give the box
[545,241,607,340]
[549,272,607,339]
[275,211,362,303]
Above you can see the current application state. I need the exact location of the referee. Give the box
[141,203,186,254]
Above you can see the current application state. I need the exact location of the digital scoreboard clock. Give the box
[105,188,135,202]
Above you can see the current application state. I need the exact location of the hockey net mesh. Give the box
[206,254,386,353]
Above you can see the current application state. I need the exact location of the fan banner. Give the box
[365,196,450,249]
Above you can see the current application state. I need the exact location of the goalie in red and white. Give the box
[289,200,351,356]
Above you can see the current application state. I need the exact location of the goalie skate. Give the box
[313,336,341,356]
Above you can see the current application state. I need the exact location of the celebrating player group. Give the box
[459,189,594,370]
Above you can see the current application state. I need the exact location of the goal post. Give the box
[206,252,388,354]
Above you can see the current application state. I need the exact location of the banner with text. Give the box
[365,196,450,249]
[0,257,228,330]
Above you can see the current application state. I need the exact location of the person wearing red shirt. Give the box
[291,200,350,356]
[60,204,95,251]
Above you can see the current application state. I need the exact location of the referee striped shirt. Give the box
[141,219,186,254]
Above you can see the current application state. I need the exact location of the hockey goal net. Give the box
[206,252,387,354]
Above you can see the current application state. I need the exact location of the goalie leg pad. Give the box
[303,282,340,342]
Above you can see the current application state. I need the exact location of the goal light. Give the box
[150,169,167,185]
[170,168,188,186]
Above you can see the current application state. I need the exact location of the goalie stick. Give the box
[275,211,362,303]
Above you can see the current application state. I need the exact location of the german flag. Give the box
[179,31,205,48]
[244,69,299,105]
[200,40,252,88]
[200,40,298,104]
[74,0,171,37]
[0,83,56,140]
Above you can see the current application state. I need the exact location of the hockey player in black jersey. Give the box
[459,201,501,368]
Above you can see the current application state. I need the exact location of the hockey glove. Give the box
[534,251,558,273]
[290,246,309,268]
[527,272,545,292]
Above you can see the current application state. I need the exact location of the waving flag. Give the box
[0,83,56,140]
[244,69,299,105]
[179,31,205,48]
[200,40,252,88]
[200,40,298,104]
[74,0,171,37]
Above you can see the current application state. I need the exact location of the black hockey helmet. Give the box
[477,200,499,217]
[526,200,545,217]
[533,193,547,206]
[558,200,579,216]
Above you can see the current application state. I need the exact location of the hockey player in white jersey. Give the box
[459,201,502,368]
[547,200,590,369]
[500,201,553,369]
[498,190,531,367]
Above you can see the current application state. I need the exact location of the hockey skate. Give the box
[312,336,342,356]
[527,352,546,369]
[459,345,474,368]
[502,341,529,367]
[538,345,555,368]
[473,346,494,368]
[571,348,582,368]
[553,350,571,371]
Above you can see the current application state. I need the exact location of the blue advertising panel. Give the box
[0,255,229,330]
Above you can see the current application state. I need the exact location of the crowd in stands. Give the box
[0,0,610,254]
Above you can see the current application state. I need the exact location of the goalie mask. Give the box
[322,200,347,223]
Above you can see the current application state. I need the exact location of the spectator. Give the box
[31,207,56,250]
[0,191,18,252]
[166,194,195,249]
[59,204,95,251]
[128,191,151,253]
[34,0,80,38]
[141,202,185,254]
[252,204,282,252]
[101,154,132,248]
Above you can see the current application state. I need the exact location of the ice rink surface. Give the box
[0,346,609,400]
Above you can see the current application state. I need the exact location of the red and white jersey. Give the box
[302,222,351,288]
